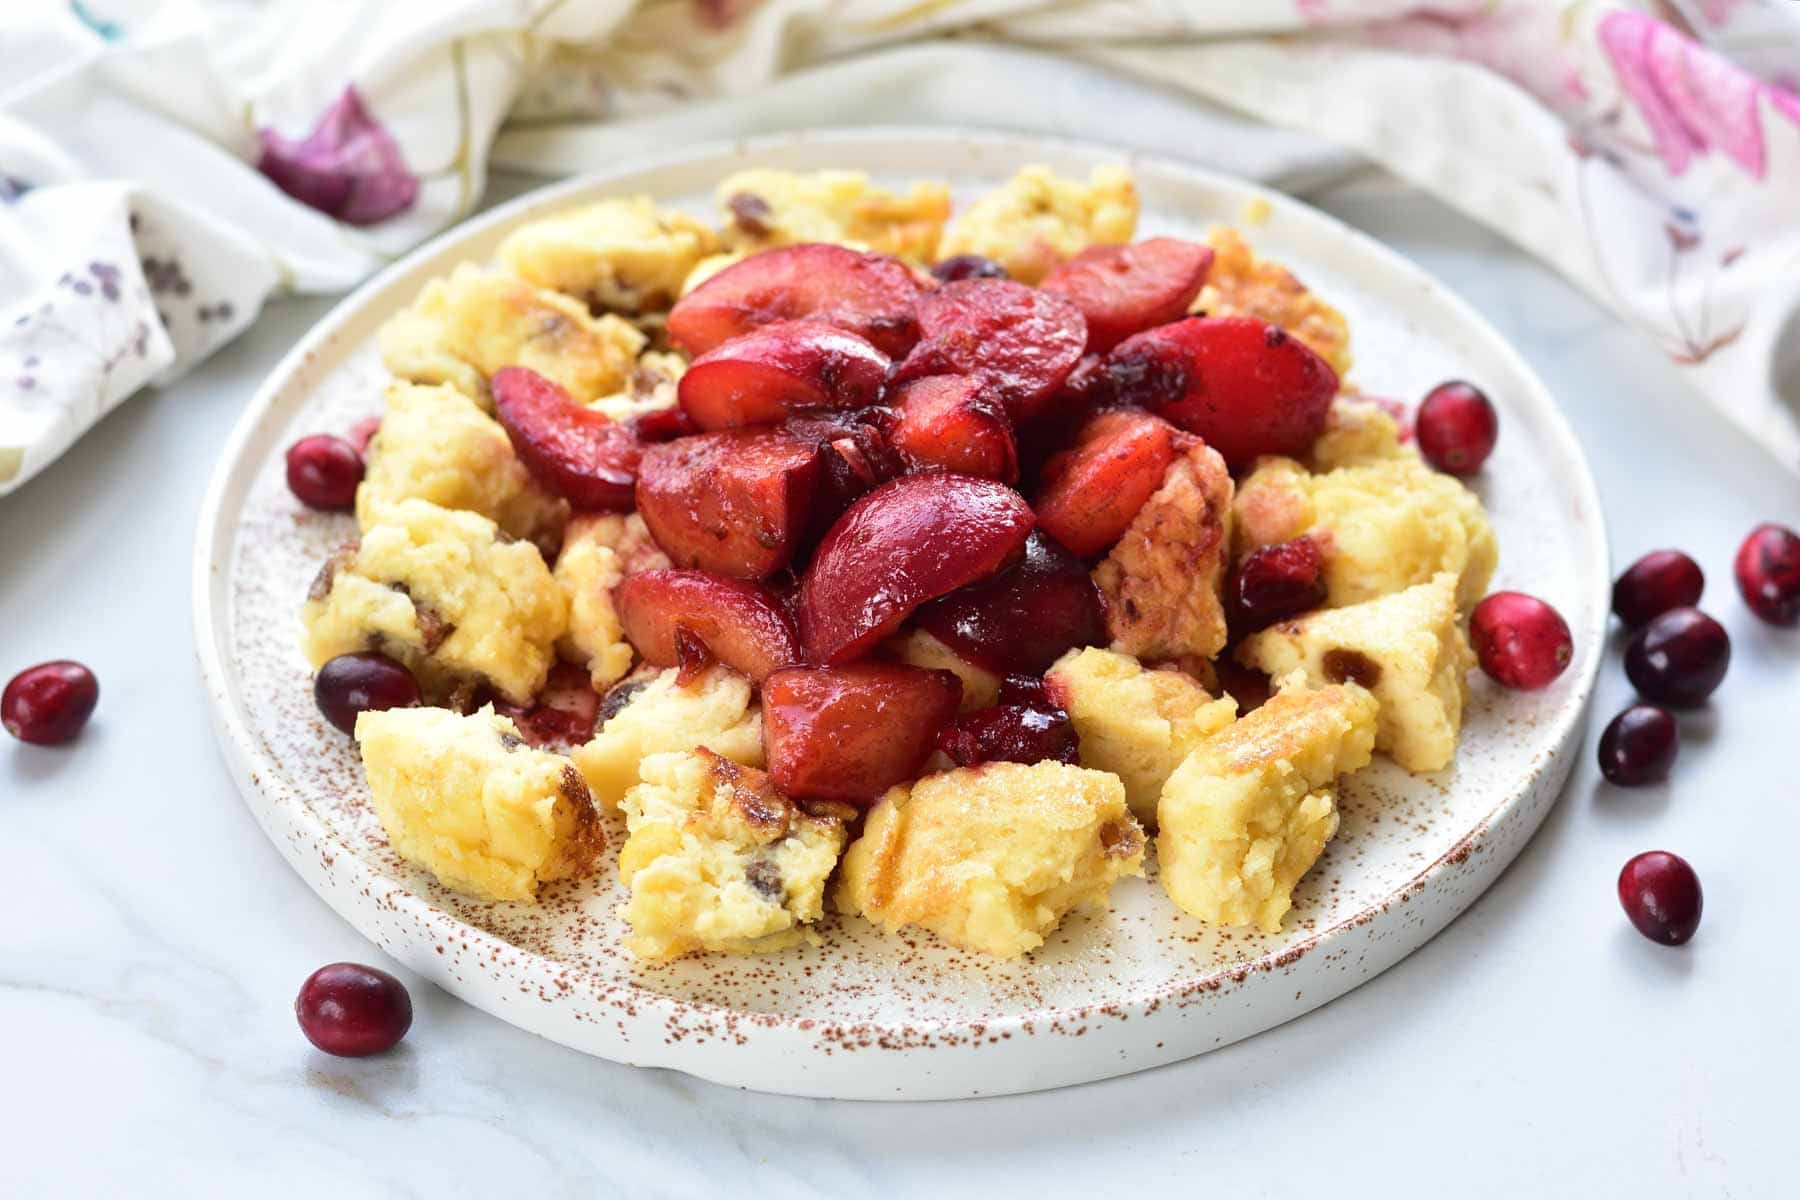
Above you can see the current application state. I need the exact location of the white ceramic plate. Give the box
[194,129,1607,1100]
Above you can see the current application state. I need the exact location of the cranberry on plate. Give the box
[1229,537,1327,634]
[285,433,364,511]
[1611,549,1703,630]
[313,652,422,735]
[295,962,413,1057]
[1414,381,1497,476]
[930,254,1008,283]
[1623,606,1729,707]
[1596,704,1677,786]
[1734,522,1800,626]
[1469,592,1573,689]
[1617,851,1703,946]
[3,660,100,746]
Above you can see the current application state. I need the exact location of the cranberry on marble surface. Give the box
[1624,606,1729,707]
[295,962,413,1056]
[1612,550,1704,630]
[1734,522,1800,626]
[1596,704,1677,786]
[3,661,99,745]
[1617,851,1702,946]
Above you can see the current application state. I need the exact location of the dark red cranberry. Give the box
[1230,538,1327,634]
[997,673,1051,707]
[913,531,1106,674]
[286,433,364,510]
[295,962,413,1056]
[931,254,1008,283]
[1616,851,1702,946]
[3,661,99,745]
[1734,522,1800,626]
[936,703,1079,767]
[347,416,382,456]
[1414,381,1497,476]
[1624,606,1729,707]
[1597,704,1677,786]
[1470,591,1573,689]
[487,662,602,748]
[1611,549,1704,629]
[313,652,421,734]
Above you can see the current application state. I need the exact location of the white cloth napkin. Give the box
[4,0,1798,496]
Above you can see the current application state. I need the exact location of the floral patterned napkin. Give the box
[3,0,1796,496]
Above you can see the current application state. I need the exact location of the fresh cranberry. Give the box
[3,661,99,746]
[286,434,363,510]
[1596,704,1677,786]
[1624,606,1729,707]
[347,416,382,456]
[936,703,1079,767]
[1611,550,1704,630]
[997,674,1051,707]
[1230,538,1327,634]
[1470,591,1573,689]
[930,254,1008,283]
[295,962,413,1056]
[1414,381,1497,476]
[313,652,421,734]
[1617,851,1702,946]
[1734,522,1800,626]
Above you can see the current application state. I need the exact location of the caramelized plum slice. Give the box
[635,428,823,579]
[762,663,961,804]
[678,321,890,431]
[615,569,800,683]
[1041,239,1214,353]
[493,366,643,510]
[937,702,1079,767]
[799,473,1036,665]
[1106,316,1337,468]
[667,243,922,358]
[888,375,1019,483]
[890,280,1086,420]
[1033,408,1189,558]
[488,662,602,749]
[914,531,1105,673]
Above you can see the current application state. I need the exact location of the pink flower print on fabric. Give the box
[257,87,419,226]
[1598,11,1800,180]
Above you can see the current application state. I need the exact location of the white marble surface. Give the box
[3,172,1795,1198]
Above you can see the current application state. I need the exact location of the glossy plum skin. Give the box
[285,434,364,511]
[913,530,1105,674]
[1106,316,1337,469]
[890,279,1088,421]
[492,366,643,510]
[1040,239,1214,353]
[635,428,823,579]
[1617,851,1703,946]
[1229,537,1328,634]
[798,473,1035,665]
[1414,381,1498,476]
[1734,523,1800,626]
[761,663,962,804]
[677,320,889,431]
[1624,606,1730,707]
[312,652,421,735]
[1597,703,1678,787]
[1033,408,1188,558]
[2,661,99,746]
[1612,550,1704,630]
[1470,591,1574,689]
[295,962,414,1057]
[667,243,922,358]
[936,702,1079,767]
[614,569,800,683]
[888,375,1019,483]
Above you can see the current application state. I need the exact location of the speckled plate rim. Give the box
[194,128,1609,1100]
